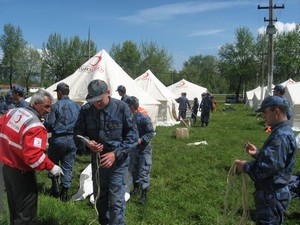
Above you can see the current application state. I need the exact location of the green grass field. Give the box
[1,101,300,225]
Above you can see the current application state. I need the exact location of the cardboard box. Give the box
[176,128,189,139]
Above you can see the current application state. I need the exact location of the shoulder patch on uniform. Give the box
[7,108,33,133]
[33,137,42,148]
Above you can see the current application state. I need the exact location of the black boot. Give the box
[50,177,60,198]
[130,182,140,196]
[60,187,68,202]
[139,189,147,204]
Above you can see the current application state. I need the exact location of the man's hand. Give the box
[245,142,257,157]
[50,165,64,176]
[235,160,247,173]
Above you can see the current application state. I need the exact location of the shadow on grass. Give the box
[285,211,300,221]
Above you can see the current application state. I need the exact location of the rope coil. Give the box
[222,162,253,225]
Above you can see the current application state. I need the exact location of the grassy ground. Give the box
[1,101,300,225]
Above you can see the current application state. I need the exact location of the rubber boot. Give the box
[50,177,60,198]
[130,182,140,196]
[60,187,68,202]
[139,189,147,204]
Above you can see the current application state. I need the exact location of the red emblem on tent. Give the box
[90,56,102,66]
[142,72,150,80]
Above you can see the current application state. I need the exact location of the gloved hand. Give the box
[50,165,64,176]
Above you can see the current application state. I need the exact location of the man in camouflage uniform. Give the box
[235,96,297,225]
[125,96,155,204]
[74,80,138,225]
[12,84,28,108]
[175,92,191,120]
[44,82,81,201]
[116,85,130,102]
[199,93,213,127]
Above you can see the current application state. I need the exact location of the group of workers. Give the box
[175,92,216,126]
[0,80,154,225]
[0,81,298,225]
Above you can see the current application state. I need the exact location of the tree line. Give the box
[0,23,299,98]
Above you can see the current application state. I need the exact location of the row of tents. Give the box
[45,49,208,128]
[245,78,300,130]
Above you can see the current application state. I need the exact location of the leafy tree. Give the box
[0,23,26,88]
[274,25,300,82]
[110,40,141,78]
[139,41,174,82]
[180,55,221,93]
[18,46,42,92]
[42,33,97,84]
[253,33,268,89]
[218,27,256,99]
[110,40,174,84]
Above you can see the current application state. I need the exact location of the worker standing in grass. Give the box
[0,89,63,225]
[44,82,81,201]
[235,95,297,225]
[175,92,191,120]
[74,79,138,225]
[199,92,213,127]
[191,97,199,126]
[125,96,155,204]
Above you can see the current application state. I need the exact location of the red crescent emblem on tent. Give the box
[14,115,22,123]
[180,81,185,86]
[90,56,102,66]
[143,72,149,78]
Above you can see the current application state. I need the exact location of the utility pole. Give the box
[88,27,91,59]
[258,0,284,95]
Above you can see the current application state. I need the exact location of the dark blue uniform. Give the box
[74,97,137,225]
[44,95,81,189]
[175,95,190,119]
[244,121,297,224]
[199,95,213,126]
[14,98,28,108]
[130,111,155,191]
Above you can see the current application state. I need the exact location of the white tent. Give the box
[45,49,160,127]
[167,79,208,104]
[134,70,179,126]
[285,82,300,129]
[245,86,261,108]
[252,87,268,111]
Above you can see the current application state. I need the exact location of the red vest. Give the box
[0,108,54,171]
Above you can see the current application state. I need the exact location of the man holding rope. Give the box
[74,80,138,225]
[235,95,297,225]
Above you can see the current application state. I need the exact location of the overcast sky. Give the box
[0,0,299,70]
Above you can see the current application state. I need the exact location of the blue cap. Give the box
[255,96,288,112]
[12,84,24,94]
[86,79,108,102]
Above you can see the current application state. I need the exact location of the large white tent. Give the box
[245,86,261,108]
[45,49,160,127]
[167,79,208,104]
[285,82,300,129]
[134,70,179,126]
[246,78,297,110]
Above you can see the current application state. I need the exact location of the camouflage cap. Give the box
[125,96,139,108]
[54,82,69,92]
[12,84,24,94]
[255,95,288,112]
[116,85,126,92]
[273,84,285,95]
[86,79,108,102]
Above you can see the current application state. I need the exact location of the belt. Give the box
[254,182,286,192]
